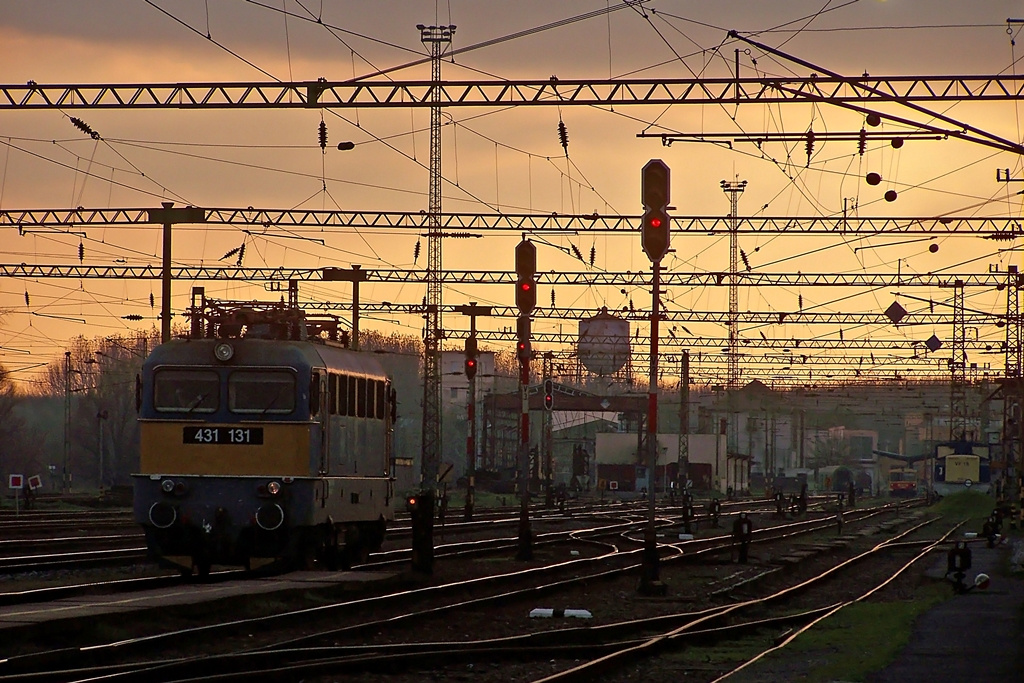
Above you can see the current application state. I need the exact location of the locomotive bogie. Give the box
[133,473,390,572]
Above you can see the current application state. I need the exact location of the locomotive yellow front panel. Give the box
[944,455,980,484]
[140,421,311,476]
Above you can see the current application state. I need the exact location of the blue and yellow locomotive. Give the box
[134,294,395,576]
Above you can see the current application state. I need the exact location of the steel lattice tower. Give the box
[720,179,747,390]
[1006,266,1022,378]
[418,24,455,488]
[1003,266,1022,496]
[950,279,968,440]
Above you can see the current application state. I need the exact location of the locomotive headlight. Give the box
[160,479,176,493]
[266,480,281,496]
[214,342,235,362]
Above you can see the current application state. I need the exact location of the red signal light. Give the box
[520,282,532,291]
[649,217,662,228]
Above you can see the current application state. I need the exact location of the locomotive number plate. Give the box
[183,426,264,445]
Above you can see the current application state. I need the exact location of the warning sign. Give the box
[8,474,24,490]
[28,475,42,491]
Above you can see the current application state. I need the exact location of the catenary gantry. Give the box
[1,209,1021,235]
[2,76,1023,110]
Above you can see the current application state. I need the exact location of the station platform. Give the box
[0,570,399,633]
[869,538,1024,682]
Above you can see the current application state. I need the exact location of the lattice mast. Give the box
[418,24,455,488]
[720,179,747,390]
[950,279,968,440]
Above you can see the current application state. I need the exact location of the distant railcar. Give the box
[133,296,395,576]
[933,441,990,497]
[887,468,918,498]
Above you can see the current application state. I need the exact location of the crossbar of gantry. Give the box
[2,76,1023,109]
[2,209,1022,235]
[294,302,1003,325]
[445,330,1000,352]
[0,263,1011,288]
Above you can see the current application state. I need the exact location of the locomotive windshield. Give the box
[154,369,219,413]
[229,370,296,414]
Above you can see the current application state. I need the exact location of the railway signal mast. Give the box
[515,239,537,560]
[640,160,671,596]
[456,302,491,522]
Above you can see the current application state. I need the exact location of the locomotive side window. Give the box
[229,370,296,414]
[347,375,357,417]
[375,380,385,419]
[338,374,349,416]
[154,369,219,413]
[309,372,321,416]
[366,382,378,419]
[328,374,339,415]
[356,378,367,418]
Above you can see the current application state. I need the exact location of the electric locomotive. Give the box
[933,440,991,496]
[133,293,395,576]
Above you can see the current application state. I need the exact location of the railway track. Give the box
[0,500,928,682]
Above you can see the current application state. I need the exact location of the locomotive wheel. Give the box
[321,524,342,571]
[192,558,211,579]
[342,543,370,569]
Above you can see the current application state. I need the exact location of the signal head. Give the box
[642,159,671,210]
[641,207,671,262]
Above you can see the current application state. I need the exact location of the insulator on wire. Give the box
[150,292,155,308]
[24,291,29,306]
[839,328,844,341]
[78,242,85,263]
[858,128,867,156]
[221,246,241,261]
[123,314,143,321]
[589,245,596,267]
[236,243,245,266]
[740,249,751,271]
[318,120,328,151]
[557,119,569,155]
[798,294,803,310]
[70,116,100,139]
[413,239,421,264]
[804,129,815,166]
[571,244,583,261]
[629,298,634,313]
[550,289,555,307]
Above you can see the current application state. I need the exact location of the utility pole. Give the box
[677,351,689,490]
[456,302,491,521]
[147,203,206,344]
[417,23,455,493]
[63,351,72,493]
[322,265,366,349]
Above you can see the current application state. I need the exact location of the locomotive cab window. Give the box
[356,378,368,418]
[154,369,219,413]
[229,370,296,414]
